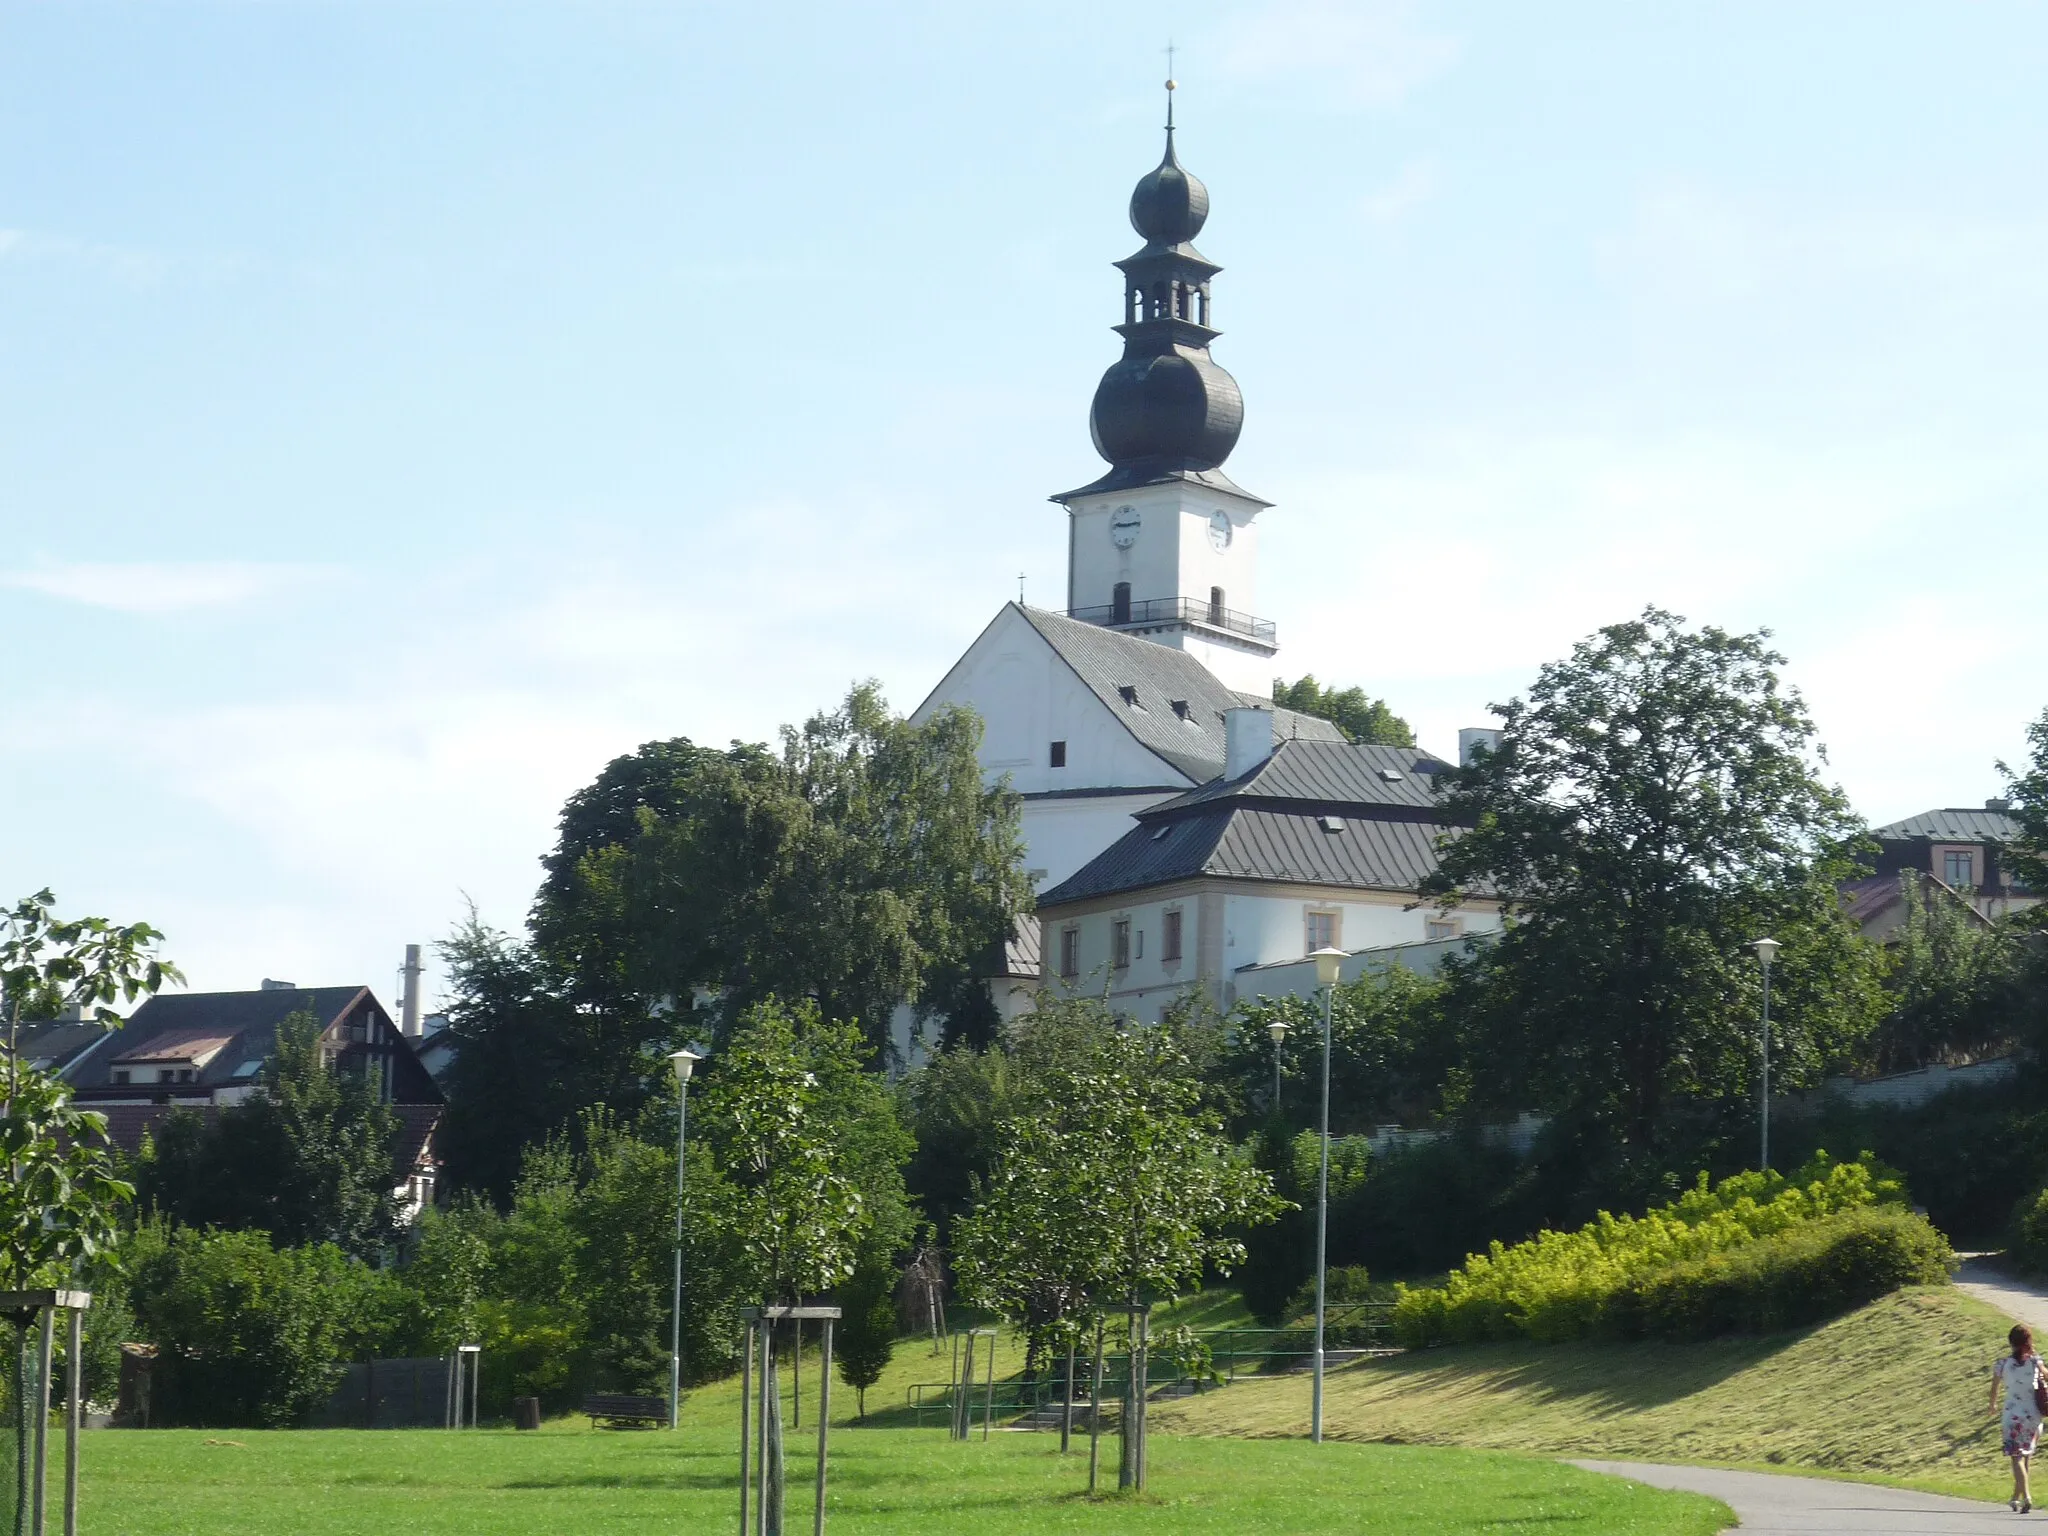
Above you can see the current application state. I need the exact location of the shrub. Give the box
[129,1225,387,1427]
[1608,1207,1952,1340]
[2009,1187,2048,1276]
[1392,1152,1905,1348]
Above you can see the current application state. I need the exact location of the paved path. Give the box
[1957,1255,2048,1336]
[1575,1460,2017,1535]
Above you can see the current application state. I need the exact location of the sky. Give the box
[3,2,2044,1007]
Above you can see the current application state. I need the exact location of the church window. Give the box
[1209,587,1225,624]
[1059,927,1079,979]
[1049,740,1066,769]
[1304,909,1340,955]
[1113,920,1132,970]
[1163,909,1184,963]
[1112,582,1132,624]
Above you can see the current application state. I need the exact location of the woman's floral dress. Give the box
[1996,1353,2044,1458]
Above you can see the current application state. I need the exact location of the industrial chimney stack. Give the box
[400,944,423,1037]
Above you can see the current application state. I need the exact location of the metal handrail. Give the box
[1066,596,1278,644]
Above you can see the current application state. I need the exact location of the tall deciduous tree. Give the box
[538,684,1030,1063]
[2003,706,2048,919]
[1270,675,1414,746]
[1425,610,1885,1173]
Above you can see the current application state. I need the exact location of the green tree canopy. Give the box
[534,683,1031,1063]
[1271,675,1414,746]
[1425,609,1885,1175]
[2002,706,2048,918]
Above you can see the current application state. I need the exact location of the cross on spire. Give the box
[1164,42,1177,132]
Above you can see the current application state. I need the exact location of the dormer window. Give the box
[1378,769,1405,783]
[1171,699,1191,721]
[1944,849,1975,887]
[1318,815,1346,834]
[1118,685,1141,708]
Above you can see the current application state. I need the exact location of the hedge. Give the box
[1605,1206,1953,1341]
[1392,1153,1916,1348]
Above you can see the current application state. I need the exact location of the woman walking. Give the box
[1994,1323,2045,1512]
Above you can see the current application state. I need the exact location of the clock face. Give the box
[1110,505,1142,549]
[1208,510,1233,551]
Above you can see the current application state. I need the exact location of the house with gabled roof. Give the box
[19,981,445,1218]
[1840,800,2041,940]
[1034,716,1504,1021]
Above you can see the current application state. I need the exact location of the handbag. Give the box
[2032,1361,2047,1416]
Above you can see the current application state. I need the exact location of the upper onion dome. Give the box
[1128,134,1209,247]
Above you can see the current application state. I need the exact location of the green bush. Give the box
[2009,1186,2048,1276]
[1608,1207,1952,1340]
[1392,1152,1907,1348]
[129,1225,388,1427]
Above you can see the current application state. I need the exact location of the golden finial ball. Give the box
[1165,78,1176,90]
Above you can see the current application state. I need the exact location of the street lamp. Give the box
[667,1047,702,1429]
[1751,939,1780,1173]
[1266,1019,1291,1114]
[1308,945,1347,1446]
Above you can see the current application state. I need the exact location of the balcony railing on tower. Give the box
[1067,594,1277,645]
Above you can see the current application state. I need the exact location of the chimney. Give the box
[1458,728,1503,767]
[400,944,423,1038]
[260,978,297,992]
[1224,707,1275,781]
[1987,797,2013,813]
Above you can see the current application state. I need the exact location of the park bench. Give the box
[584,1393,670,1429]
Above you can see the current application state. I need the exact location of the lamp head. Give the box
[667,1048,703,1084]
[1266,1020,1291,1046]
[1751,937,1781,969]
[1310,947,1347,987]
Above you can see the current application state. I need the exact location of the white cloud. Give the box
[2,561,324,614]
[1206,0,1461,109]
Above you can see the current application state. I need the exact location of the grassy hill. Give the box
[1150,1284,2012,1500]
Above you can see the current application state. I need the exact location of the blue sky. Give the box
[4,1,2044,1003]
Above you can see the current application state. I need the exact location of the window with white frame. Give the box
[1425,917,1461,941]
[1304,909,1340,955]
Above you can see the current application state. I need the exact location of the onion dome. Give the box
[1129,135,1209,247]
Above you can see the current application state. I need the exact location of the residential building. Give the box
[1034,713,1504,1020]
[1841,800,2040,940]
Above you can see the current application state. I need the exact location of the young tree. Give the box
[1270,675,1414,746]
[1425,610,1885,1181]
[952,1000,1285,1487]
[1864,873,2029,1073]
[832,1255,898,1421]
[136,1012,402,1259]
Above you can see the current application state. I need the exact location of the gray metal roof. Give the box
[1016,605,1344,783]
[1872,807,2021,843]
[1041,806,1468,906]
[1151,738,1453,816]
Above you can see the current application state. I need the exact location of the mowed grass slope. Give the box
[80,1424,1727,1536]
[1153,1285,2011,1500]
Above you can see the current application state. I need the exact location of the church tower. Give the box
[1055,85,1277,695]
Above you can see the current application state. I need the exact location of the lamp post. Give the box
[667,1047,702,1430]
[1266,1019,1290,1115]
[1307,945,1347,1446]
[1751,939,1779,1173]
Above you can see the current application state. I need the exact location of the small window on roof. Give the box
[1151,824,1173,842]
[233,1059,264,1080]
[1171,699,1192,721]
[1318,815,1346,834]
[1378,768,1405,783]
[1117,685,1143,709]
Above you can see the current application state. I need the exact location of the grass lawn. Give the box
[1153,1284,2013,1502]
[78,1423,1727,1536]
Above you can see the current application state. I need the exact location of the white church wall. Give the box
[1021,792,1178,892]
